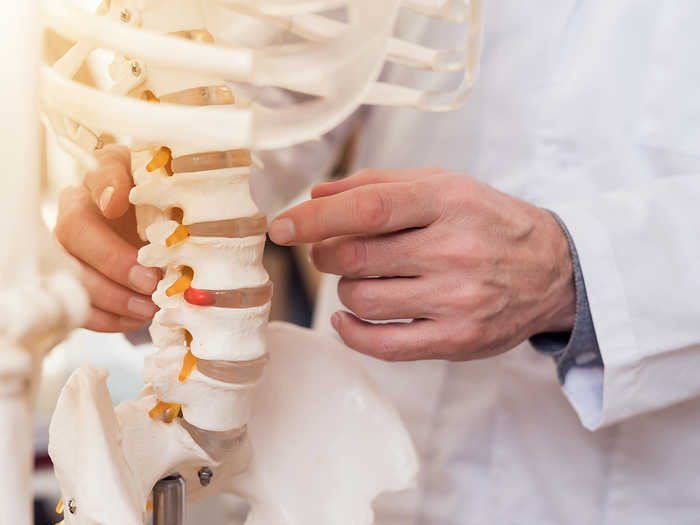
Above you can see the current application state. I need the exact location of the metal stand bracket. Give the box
[153,474,186,525]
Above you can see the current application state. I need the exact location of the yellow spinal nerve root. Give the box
[146,147,172,173]
[166,224,190,247]
[166,266,194,297]
[149,401,177,419]
[166,404,182,423]
[179,349,197,382]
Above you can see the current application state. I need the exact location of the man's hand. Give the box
[55,145,160,332]
[269,167,576,362]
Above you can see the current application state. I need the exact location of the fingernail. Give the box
[269,218,295,244]
[307,247,315,268]
[128,265,158,293]
[99,186,116,213]
[120,316,145,329]
[331,311,341,331]
[127,296,157,318]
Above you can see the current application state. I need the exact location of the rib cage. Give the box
[43,0,483,167]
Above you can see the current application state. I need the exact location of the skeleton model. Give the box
[0,0,482,523]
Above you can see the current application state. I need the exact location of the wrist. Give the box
[535,208,577,333]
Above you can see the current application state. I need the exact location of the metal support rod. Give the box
[0,378,33,525]
[0,348,36,525]
[153,474,186,525]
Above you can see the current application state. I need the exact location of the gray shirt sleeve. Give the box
[124,320,153,345]
[530,211,603,384]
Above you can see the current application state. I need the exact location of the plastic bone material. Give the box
[28,0,483,524]
[0,2,89,525]
[50,323,418,524]
[42,0,484,163]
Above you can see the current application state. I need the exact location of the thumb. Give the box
[84,144,133,219]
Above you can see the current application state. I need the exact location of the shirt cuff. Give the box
[530,211,603,384]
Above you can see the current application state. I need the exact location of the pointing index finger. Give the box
[269,179,441,245]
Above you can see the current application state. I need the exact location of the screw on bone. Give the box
[198,466,213,486]
[120,8,131,23]
[130,61,141,76]
[67,499,77,515]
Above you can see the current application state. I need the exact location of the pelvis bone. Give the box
[49,322,418,524]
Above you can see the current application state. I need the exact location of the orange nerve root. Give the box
[166,224,190,247]
[178,349,197,382]
[146,146,172,174]
[166,267,194,297]
[149,401,177,419]
[166,404,182,423]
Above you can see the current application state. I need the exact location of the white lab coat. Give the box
[310,2,700,523]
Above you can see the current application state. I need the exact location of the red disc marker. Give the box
[184,288,216,306]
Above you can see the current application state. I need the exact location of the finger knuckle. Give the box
[355,187,392,231]
[338,237,367,275]
[95,144,130,167]
[93,243,124,277]
[90,283,129,314]
[90,145,132,187]
[53,216,69,246]
[58,185,76,206]
[440,175,478,210]
[457,325,483,351]
[427,321,475,360]
[371,332,400,361]
[347,282,380,318]
[58,185,86,214]
[442,239,487,268]
[54,209,87,251]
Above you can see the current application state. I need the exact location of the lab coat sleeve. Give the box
[547,174,700,430]
[530,212,603,384]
